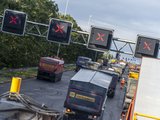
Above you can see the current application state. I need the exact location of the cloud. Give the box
[54,0,160,41]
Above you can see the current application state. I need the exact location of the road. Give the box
[0,70,126,120]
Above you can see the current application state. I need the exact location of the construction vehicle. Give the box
[122,78,138,112]
[63,68,113,120]
[122,66,139,113]
[111,63,126,78]
[37,57,64,82]
[128,71,139,80]
[109,59,117,64]
[75,56,92,72]
[85,61,101,70]
[125,57,160,120]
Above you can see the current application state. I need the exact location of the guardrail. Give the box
[133,112,160,120]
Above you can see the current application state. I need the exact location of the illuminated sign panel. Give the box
[135,35,159,58]
[47,18,72,44]
[87,26,113,51]
[1,9,27,35]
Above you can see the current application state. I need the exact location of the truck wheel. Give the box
[37,71,41,80]
[63,115,70,120]
[75,66,80,72]
[37,76,40,80]
[107,89,115,98]
[63,116,67,120]
[50,74,56,82]
[98,110,104,120]
[58,73,63,81]
[123,102,129,109]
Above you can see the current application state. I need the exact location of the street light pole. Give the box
[64,0,69,16]
[57,0,69,57]
[87,15,92,27]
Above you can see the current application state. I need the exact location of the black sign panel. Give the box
[135,35,159,58]
[47,18,72,45]
[87,26,113,52]
[1,9,27,35]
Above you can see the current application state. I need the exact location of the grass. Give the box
[0,64,76,83]
[0,67,38,83]
[64,64,76,71]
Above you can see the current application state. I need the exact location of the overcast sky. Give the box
[54,0,160,42]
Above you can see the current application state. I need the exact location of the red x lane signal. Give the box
[96,33,105,41]
[1,9,27,35]
[143,42,151,51]
[55,24,64,34]
[134,35,159,58]
[87,26,114,51]
[9,16,17,24]
[47,18,72,44]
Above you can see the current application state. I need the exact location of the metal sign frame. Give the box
[0,15,138,56]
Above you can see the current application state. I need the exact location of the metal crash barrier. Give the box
[133,113,160,120]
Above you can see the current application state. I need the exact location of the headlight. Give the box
[66,108,71,112]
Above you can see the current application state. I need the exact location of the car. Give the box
[75,56,92,72]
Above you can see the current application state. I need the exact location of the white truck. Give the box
[132,57,160,120]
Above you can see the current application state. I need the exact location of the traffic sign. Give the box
[135,35,159,58]
[1,9,27,36]
[87,26,114,52]
[47,18,72,45]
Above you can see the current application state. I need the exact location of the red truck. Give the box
[37,57,64,82]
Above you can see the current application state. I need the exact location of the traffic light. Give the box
[87,26,114,52]
[47,18,72,44]
[1,9,27,36]
[134,35,159,58]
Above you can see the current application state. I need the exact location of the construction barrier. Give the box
[10,77,22,94]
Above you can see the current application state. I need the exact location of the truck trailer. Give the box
[63,68,113,120]
[125,57,160,120]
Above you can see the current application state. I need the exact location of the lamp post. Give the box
[57,0,70,57]
[87,15,92,27]
[64,0,69,16]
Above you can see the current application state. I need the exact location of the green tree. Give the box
[0,0,59,68]
[101,51,113,60]
[0,0,95,68]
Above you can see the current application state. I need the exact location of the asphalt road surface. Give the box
[0,70,126,120]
